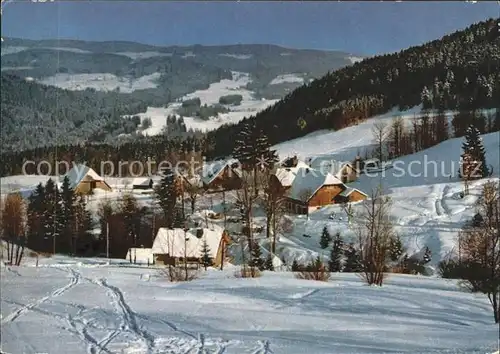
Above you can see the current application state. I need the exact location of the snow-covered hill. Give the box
[270,107,499,265]
[0,259,498,354]
[130,72,279,135]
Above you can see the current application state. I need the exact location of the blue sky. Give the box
[2,1,498,55]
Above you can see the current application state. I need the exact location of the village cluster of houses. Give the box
[57,154,369,216]
[18,155,369,267]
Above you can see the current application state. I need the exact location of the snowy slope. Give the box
[273,106,496,162]
[132,72,278,135]
[270,106,499,266]
[0,259,498,354]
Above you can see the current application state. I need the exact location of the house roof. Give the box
[131,177,153,186]
[287,167,343,202]
[200,158,241,185]
[273,161,311,187]
[61,164,106,190]
[152,224,225,259]
[339,187,368,198]
[308,157,357,178]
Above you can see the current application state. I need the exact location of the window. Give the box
[90,181,96,189]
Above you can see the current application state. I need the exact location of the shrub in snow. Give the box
[159,266,199,282]
[295,256,331,282]
[235,264,261,278]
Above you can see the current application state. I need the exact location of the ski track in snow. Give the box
[92,278,155,353]
[1,267,80,324]
[1,264,276,354]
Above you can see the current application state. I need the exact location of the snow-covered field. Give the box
[135,72,278,135]
[1,256,498,354]
[38,73,163,93]
[269,73,305,85]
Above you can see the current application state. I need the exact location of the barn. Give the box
[334,186,368,203]
[284,167,345,214]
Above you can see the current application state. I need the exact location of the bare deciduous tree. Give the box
[456,181,500,323]
[0,193,27,266]
[356,187,394,286]
[372,121,390,162]
[298,188,313,218]
[236,171,261,276]
[341,201,355,225]
[263,174,286,254]
[186,183,202,214]
[236,170,260,247]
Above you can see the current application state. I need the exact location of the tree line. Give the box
[207,18,500,158]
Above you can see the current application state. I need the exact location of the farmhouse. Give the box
[307,157,359,183]
[334,186,368,203]
[282,166,368,214]
[61,164,112,195]
[270,160,311,192]
[151,225,232,267]
[200,158,242,192]
[284,167,345,214]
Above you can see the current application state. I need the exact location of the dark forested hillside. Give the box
[207,18,500,158]
[1,19,499,177]
[0,75,151,151]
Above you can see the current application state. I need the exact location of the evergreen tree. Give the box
[73,195,94,255]
[291,259,300,272]
[264,253,275,271]
[155,168,178,228]
[319,226,332,249]
[232,120,278,195]
[27,183,46,251]
[200,238,212,270]
[343,243,362,272]
[460,124,488,178]
[60,176,76,253]
[328,232,344,272]
[249,242,264,270]
[121,193,141,247]
[389,235,404,262]
[43,178,63,253]
[173,208,185,228]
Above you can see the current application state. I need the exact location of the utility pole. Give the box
[106,222,109,259]
[220,231,226,271]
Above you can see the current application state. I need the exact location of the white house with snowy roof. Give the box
[151,224,231,267]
